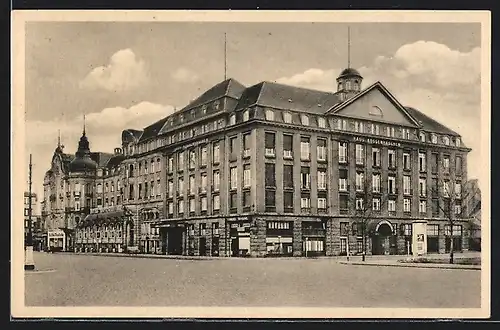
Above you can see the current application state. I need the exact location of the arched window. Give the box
[419,132,426,142]
[431,134,438,144]
[443,136,450,146]
[455,137,461,147]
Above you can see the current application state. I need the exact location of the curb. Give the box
[62,252,222,261]
[339,261,481,270]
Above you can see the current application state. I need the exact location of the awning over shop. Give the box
[77,206,134,228]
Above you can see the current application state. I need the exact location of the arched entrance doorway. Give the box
[372,220,396,255]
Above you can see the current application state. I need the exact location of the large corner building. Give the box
[42,66,473,257]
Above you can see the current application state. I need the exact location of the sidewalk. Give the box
[338,252,481,270]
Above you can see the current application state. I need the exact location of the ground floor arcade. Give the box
[152,216,470,257]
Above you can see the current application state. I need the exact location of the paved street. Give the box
[25,252,480,308]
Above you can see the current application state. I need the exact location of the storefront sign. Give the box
[182,138,209,150]
[354,136,401,147]
[48,230,65,238]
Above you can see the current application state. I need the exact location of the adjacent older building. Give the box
[47,65,473,257]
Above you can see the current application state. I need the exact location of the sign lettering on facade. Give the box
[353,136,401,147]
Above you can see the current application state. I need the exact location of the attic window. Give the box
[265,109,275,121]
[431,134,438,144]
[288,99,293,103]
[317,104,322,107]
[317,117,326,128]
[419,132,426,143]
[229,114,236,125]
[301,114,309,126]
[214,100,221,110]
[443,136,450,146]
[202,104,207,114]
[369,106,384,117]
[283,112,292,124]
[243,110,250,122]
[455,137,461,147]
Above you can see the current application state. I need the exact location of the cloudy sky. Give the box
[24,21,481,199]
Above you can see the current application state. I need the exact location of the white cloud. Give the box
[171,67,199,83]
[25,101,175,201]
[80,49,148,91]
[275,41,482,185]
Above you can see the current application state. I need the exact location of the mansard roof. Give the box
[183,78,246,111]
[236,81,342,114]
[89,152,114,167]
[404,106,460,136]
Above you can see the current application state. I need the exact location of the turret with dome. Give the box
[68,116,98,173]
[336,26,363,101]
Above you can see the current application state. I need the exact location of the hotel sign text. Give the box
[353,136,401,147]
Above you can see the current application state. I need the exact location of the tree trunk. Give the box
[449,232,454,264]
[362,222,366,262]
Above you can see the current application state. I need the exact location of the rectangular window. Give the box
[213,170,220,191]
[300,137,310,160]
[386,126,395,138]
[372,198,381,211]
[419,200,427,214]
[230,136,238,159]
[189,176,195,194]
[355,172,364,191]
[189,198,195,213]
[340,194,348,211]
[388,149,396,168]
[427,224,439,236]
[317,170,327,190]
[339,169,348,191]
[230,167,238,190]
[455,203,462,215]
[243,133,251,158]
[403,198,411,213]
[213,195,220,211]
[168,157,174,173]
[178,177,184,196]
[213,142,220,164]
[230,192,238,211]
[201,173,208,193]
[355,121,364,133]
[403,152,411,170]
[243,165,251,188]
[403,176,411,195]
[318,197,327,210]
[419,178,427,197]
[372,147,380,167]
[283,165,294,189]
[402,128,411,139]
[371,124,380,135]
[265,190,276,210]
[431,178,438,197]
[443,180,451,197]
[283,134,293,159]
[432,199,439,216]
[201,197,207,211]
[265,132,276,157]
[431,153,438,173]
[337,119,347,130]
[265,163,276,187]
[167,180,173,198]
[317,139,327,161]
[455,156,463,175]
[355,144,364,165]
[300,196,311,209]
[355,197,364,210]
[284,192,294,212]
[318,117,326,128]
[300,167,310,189]
[455,182,462,198]
[178,151,185,170]
[372,174,381,193]
[419,152,426,172]
[168,201,174,215]
[178,199,184,214]
[443,156,450,173]
[201,145,208,166]
[339,141,348,163]
[388,199,396,212]
[243,190,251,208]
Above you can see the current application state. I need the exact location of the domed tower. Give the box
[69,116,98,173]
[336,26,363,101]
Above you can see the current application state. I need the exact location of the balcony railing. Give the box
[302,228,326,236]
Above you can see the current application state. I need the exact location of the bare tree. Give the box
[348,176,389,262]
[431,174,478,264]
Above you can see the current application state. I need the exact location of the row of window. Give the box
[339,222,463,237]
[125,157,162,177]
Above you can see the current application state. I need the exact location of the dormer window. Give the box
[443,136,450,146]
[317,117,326,128]
[455,137,461,147]
[431,134,438,144]
[243,110,249,122]
[265,109,274,121]
[179,114,184,123]
[229,114,236,126]
[301,114,309,126]
[202,104,207,114]
[214,99,221,110]
[283,112,292,124]
[419,132,426,142]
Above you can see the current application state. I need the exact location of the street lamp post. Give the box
[25,154,35,271]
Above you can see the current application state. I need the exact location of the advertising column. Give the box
[412,220,427,256]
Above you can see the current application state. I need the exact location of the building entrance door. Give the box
[199,237,207,256]
[372,222,394,255]
[166,227,183,255]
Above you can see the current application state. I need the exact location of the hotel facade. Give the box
[42,66,473,257]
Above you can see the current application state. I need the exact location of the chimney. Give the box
[114,147,122,155]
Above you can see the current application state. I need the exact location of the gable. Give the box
[333,87,418,127]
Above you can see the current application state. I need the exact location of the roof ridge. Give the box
[266,80,336,95]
